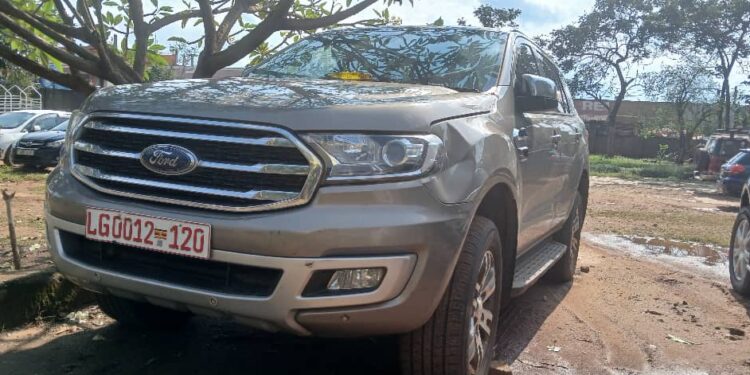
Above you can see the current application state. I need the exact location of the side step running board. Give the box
[511,241,568,297]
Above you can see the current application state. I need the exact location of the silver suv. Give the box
[46,27,588,375]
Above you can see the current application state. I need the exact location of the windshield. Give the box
[51,120,69,132]
[247,28,507,92]
[0,112,34,129]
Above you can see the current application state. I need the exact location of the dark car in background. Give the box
[718,149,750,196]
[695,132,750,180]
[10,120,68,169]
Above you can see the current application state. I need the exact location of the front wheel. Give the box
[2,148,11,166]
[400,216,502,375]
[729,207,750,296]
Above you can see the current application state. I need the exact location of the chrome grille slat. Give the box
[74,141,310,175]
[84,122,296,148]
[70,113,323,212]
[74,164,299,201]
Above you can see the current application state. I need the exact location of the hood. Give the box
[0,128,22,135]
[20,130,65,142]
[82,76,495,132]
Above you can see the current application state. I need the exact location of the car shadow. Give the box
[0,281,569,374]
[729,289,750,321]
[0,318,400,374]
[494,278,572,365]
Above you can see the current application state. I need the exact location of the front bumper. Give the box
[717,176,743,195]
[46,168,472,336]
[12,146,61,167]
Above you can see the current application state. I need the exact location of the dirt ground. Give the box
[0,178,49,274]
[1,176,749,374]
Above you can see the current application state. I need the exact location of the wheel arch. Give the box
[473,181,518,308]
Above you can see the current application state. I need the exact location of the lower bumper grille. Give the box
[60,231,282,297]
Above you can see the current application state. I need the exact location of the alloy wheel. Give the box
[733,216,750,283]
[467,250,496,375]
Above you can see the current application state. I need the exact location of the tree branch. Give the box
[197,0,218,54]
[282,0,378,30]
[128,0,148,78]
[0,0,98,62]
[194,0,294,77]
[0,12,104,78]
[0,43,95,94]
[216,0,258,46]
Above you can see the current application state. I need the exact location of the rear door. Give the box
[512,39,557,253]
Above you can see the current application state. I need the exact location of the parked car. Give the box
[46,26,589,375]
[717,149,750,196]
[694,132,750,180]
[731,185,750,297]
[0,110,70,165]
[9,119,68,169]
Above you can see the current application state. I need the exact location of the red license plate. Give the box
[85,208,211,259]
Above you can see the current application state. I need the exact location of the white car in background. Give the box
[0,110,70,164]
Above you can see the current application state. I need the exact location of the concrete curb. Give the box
[0,268,94,329]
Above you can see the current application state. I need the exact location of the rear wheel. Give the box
[547,192,583,282]
[729,207,750,296]
[96,294,192,330]
[400,216,502,375]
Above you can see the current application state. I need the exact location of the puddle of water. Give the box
[583,233,729,278]
[623,236,727,266]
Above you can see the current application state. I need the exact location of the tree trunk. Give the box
[722,75,731,130]
[605,93,626,157]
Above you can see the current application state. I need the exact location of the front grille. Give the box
[60,231,282,297]
[18,140,45,148]
[70,113,322,212]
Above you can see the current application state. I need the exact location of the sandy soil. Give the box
[1,176,749,374]
[0,179,50,273]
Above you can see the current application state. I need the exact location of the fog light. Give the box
[327,268,385,290]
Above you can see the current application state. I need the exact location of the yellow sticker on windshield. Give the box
[327,71,374,81]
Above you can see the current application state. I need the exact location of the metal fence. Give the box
[0,84,43,112]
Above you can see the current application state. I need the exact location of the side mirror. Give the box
[32,125,42,132]
[516,74,559,112]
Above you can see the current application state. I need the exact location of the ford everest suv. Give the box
[46,26,588,375]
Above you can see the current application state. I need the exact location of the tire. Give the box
[729,207,750,297]
[400,216,502,375]
[2,148,11,166]
[96,294,192,330]
[547,192,583,282]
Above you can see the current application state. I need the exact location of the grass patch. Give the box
[0,165,48,183]
[590,155,693,181]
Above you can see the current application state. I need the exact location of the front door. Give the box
[512,40,557,254]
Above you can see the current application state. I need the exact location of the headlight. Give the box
[303,134,445,182]
[46,139,65,147]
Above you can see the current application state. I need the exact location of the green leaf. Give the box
[168,36,188,43]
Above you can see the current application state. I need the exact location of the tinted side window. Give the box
[514,43,539,90]
[36,116,59,130]
[536,54,568,113]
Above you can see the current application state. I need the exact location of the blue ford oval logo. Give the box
[140,144,198,176]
